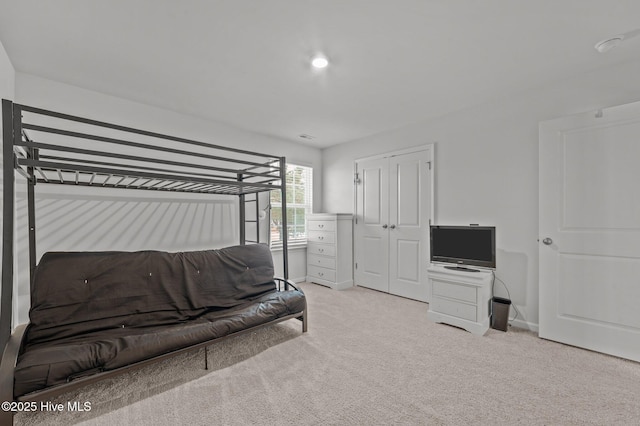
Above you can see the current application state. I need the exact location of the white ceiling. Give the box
[1,1,639,148]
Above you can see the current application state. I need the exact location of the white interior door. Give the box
[388,151,430,301]
[354,156,389,293]
[355,148,432,301]
[539,102,640,362]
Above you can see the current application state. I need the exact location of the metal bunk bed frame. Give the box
[0,99,289,352]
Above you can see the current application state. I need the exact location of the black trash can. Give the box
[491,297,511,332]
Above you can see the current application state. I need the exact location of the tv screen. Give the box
[430,225,496,270]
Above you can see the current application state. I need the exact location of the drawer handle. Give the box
[318,249,324,253]
[318,272,324,277]
[318,236,324,240]
[319,224,324,228]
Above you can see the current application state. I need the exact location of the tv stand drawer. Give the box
[430,297,477,322]
[432,280,476,303]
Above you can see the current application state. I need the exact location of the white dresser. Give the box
[427,265,492,335]
[306,213,353,290]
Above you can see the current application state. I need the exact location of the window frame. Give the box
[269,163,313,249]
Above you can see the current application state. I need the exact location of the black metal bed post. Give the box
[238,173,245,245]
[255,193,260,244]
[279,157,289,282]
[1,100,16,351]
[26,139,37,286]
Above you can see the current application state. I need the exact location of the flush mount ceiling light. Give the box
[311,54,329,69]
[595,28,640,53]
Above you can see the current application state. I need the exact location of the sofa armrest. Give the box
[273,278,307,332]
[0,324,28,399]
[0,323,28,423]
[274,277,301,292]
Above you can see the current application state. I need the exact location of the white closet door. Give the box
[354,156,389,293]
[388,150,430,301]
[539,101,640,362]
[354,147,432,301]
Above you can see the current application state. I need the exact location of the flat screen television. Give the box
[430,225,496,271]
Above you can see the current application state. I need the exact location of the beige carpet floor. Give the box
[15,282,640,426]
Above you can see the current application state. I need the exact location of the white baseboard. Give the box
[510,318,539,333]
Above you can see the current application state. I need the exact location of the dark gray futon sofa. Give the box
[0,243,306,422]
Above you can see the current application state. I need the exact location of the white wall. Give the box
[12,73,322,323]
[0,39,16,329]
[322,58,640,331]
[0,42,14,101]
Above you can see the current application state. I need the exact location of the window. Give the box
[270,164,313,247]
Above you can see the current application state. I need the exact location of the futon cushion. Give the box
[26,244,277,345]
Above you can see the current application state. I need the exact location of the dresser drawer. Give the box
[432,280,477,304]
[430,297,477,322]
[308,230,335,244]
[307,265,336,282]
[307,243,336,257]
[307,220,336,232]
[308,254,336,270]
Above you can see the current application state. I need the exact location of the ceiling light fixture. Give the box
[311,54,329,69]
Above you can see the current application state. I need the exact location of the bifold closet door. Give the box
[388,151,430,301]
[355,149,431,301]
[354,156,390,293]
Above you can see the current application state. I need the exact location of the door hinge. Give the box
[354,172,361,184]
[355,262,358,270]
[426,161,432,170]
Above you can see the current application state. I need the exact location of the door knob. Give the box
[382,224,388,229]
[542,237,553,245]
[389,225,396,229]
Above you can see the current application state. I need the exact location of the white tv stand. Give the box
[427,264,492,335]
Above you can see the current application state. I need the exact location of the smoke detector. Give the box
[595,36,624,53]
[595,29,640,53]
